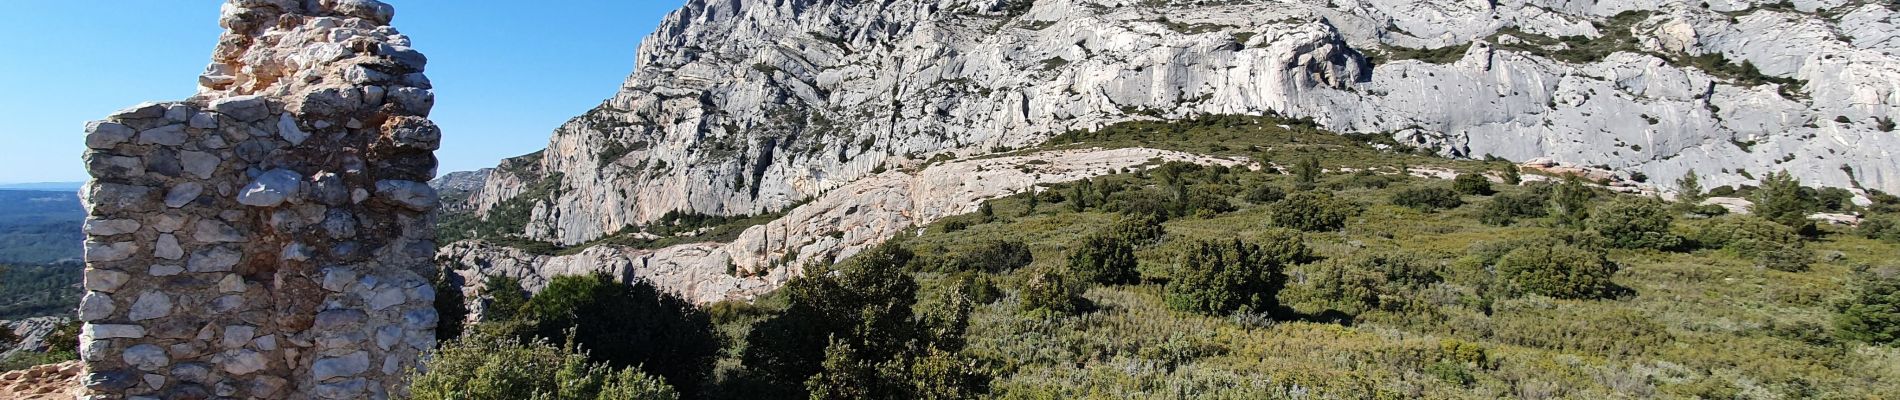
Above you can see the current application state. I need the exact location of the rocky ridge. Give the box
[442,147,1244,304]
[471,0,1900,247]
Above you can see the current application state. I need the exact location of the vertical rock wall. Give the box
[76,1,440,399]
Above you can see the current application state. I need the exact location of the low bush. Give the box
[1392,186,1465,212]
[1267,191,1358,232]
[1245,184,1286,204]
[520,274,721,395]
[1479,190,1548,226]
[1835,265,1900,346]
[1020,269,1089,316]
[1587,197,1681,250]
[944,239,1033,273]
[1690,215,1811,272]
[1496,242,1620,299]
[1166,239,1293,316]
[1293,251,1437,317]
[409,331,679,400]
[483,275,530,322]
[1860,214,1900,242]
[1068,234,1139,284]
[1453,173,1495,196]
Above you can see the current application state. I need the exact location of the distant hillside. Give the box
[0,190,83,264]
[0,183,83,192]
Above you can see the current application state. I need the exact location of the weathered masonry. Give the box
[77,1,440,398]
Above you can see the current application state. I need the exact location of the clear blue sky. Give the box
[0,1,685,184]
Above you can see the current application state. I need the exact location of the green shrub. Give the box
[1587,197,1681,250]
[1751,170,1817,229]
[1491,304,1668,358]
[1691,215,1812,271]
[1479,190,1549,226]
[742,244,982,398]
[1391,186,1465,212]
[952,272,1004,305]
[1859,214,1900,242]
[1331,170,1406,190]
[1293,156,1323,189]
[520,274,721,395]
[1500,164,1522,185]
[945,239,1032,273]
[1251,228,1316,267]
[1105,188,1174,219]
[1551,175,1595,227]
[1165,239,1292,316]
[1020,268,1089,316]
[1267,191,1358,232]
[1496,242,1619,299]
[1178,186,1237,217]
[1835,265,1900,346]
[1067,234,1139,284]
[941,218,971,233]
[409,330,679,400]
[1245,183,1286,204]
[1675,170,1704,204]
[484,275,529,322]
[1453,173,1494,196]
[1107,214,1165,245]
[1294,251,1436,316]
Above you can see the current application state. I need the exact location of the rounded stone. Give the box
[129,291,175,321]
[237,169,304,207]
[123,344,171,371]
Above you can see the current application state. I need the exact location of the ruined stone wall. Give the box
[77,1,440,398]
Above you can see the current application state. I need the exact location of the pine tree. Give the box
[1023,189,1039,216]
[1069,180,1092,212]
[1676,169,1704,204]
[1551,174,1592,228]
[1751,170,1816,229]
[1294,155,1322,189]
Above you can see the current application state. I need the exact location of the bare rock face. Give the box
[78,1,439,399]
[471,0,1899,248]
[449,0,1897,309]
[443,147,1244,304]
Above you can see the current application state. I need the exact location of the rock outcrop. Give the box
[447,0,1898,307]
[473,0,1900,247]
[443,147,1244,303]
[77,1,440,399]
[1,317,73,359]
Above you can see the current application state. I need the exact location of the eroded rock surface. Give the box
[77,1,439,399]
[442,147,1244,304]
[471,0,1900,247]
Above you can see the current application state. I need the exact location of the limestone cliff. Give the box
[472,0,1899,247]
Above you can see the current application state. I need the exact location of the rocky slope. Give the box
[442,147,1243,303]
[470,0,1898,247]
[450,0,1899,303]
[1,317,70,359]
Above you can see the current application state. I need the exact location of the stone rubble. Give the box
[76,0,440,399]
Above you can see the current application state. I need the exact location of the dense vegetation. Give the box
[0,262,81,320]
[431,116,1900,398]
[0,190,84,264]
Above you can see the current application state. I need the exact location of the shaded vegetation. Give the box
[0,190,83,264]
